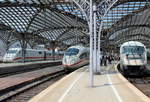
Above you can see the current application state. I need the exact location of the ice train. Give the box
[62,45,89,70]
[120,41,147,74]
[3,48,64,62]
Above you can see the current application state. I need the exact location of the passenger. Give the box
[107,56,111,64]
[100,55,103,66]
[101,55,104,66]
[111,55,114,64]
[103,56,107,66]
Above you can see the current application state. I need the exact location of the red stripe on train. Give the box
[63,59,89,67]
[14,56,63,61]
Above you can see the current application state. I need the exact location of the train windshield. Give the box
[122,46,145,54]
[7,50,17,54]
[65,48,79,56]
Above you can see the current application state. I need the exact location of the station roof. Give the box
[0,0,150,50]
[105,0,150,49]
[0,0,88,49]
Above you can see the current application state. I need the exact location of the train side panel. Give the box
[3,48,64,62]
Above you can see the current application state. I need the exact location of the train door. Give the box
[44,51,46,60]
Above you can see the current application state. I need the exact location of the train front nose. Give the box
[124,54,145,66]
[63,56,77,66]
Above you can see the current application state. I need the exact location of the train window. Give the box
[48,53,50,56]
[79,53,87,59]
[39,51,42,54]
[18,51,21,54]
[7,50,17,54]
[65,48,79,56]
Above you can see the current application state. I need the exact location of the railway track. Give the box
[5,74,66,102]
[0,66,66,102]
[118,64,150,98]
[128,77,150,97]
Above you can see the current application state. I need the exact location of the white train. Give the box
[62,45,89,70]
[3,48,64,62]
[120,41,147,73]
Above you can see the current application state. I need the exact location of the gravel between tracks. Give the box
[123,65,150,98]
[129,77,150,98]
[5,74,66,102]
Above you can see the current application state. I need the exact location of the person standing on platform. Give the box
[100,55,103,66]
[103,55,107,66]
[107,56,111,64]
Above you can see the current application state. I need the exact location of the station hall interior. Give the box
[0,0,149,58]
[0,0,150,102]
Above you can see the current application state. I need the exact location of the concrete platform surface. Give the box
[0,60,62,75]
[29,64,150,102]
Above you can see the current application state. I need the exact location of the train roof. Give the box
[66,45,89,53]
[8,48,49,51]
[121,41,145,47]
[68,45,88,50]
[8,48,21,50]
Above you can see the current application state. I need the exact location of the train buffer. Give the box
[29,64,150,102]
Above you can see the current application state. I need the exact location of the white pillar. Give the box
[89,0,94,87]
[93,3,97,73]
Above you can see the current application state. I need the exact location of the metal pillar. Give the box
[51,41,56,61]
[89,0,94,87]
[22,39,25,63]
[97,28,101,73]
[93,3,97,73]
[89,1,102,87]
[21,34,27,63]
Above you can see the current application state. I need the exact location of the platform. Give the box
[0,60,61,67]
[29,63,150,102]
[0,60,62,75]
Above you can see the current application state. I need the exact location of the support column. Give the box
[97,11,101,74]
[22,39,25,63]
[93,3,97,73]
[89,0,94,87]
[97,29,101,73]
[21,34,27,63]
[50,41,56,61]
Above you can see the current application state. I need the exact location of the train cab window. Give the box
[65,48,79,56]
[79,53,87,59]
[122,46,145,54]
